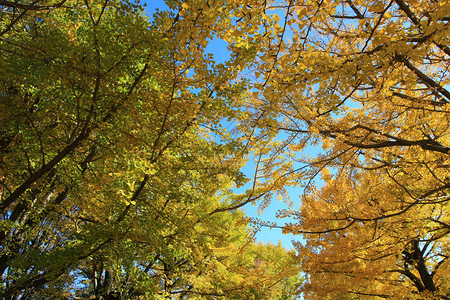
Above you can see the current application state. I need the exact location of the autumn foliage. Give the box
[234,0,450,298]
[1,0,450,299]
[0,0,298,298]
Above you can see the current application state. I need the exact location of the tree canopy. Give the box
[228,0,450,298]
[0,0,299,298]
[1,0,450,299]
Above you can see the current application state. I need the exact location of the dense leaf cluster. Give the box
[2,0,450,299]
[0,0,299,299]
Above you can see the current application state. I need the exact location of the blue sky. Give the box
[143,0,302,250]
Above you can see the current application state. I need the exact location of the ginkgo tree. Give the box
[4,0,449,298]
[227,0,450,298]
[0,0,301,298]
